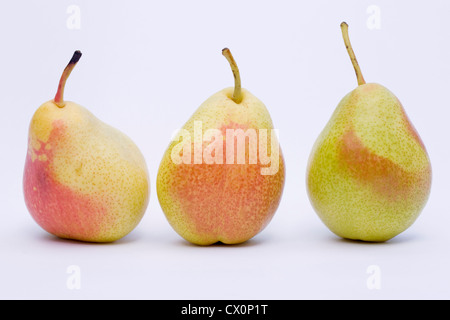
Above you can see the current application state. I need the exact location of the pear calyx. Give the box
[54,50,82,108]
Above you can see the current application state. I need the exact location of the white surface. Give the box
[1,0,449,300]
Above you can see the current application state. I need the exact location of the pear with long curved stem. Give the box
[306,22,432,242]
[157,48,285,245]
[23,51,150,242]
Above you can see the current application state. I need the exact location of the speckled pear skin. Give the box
[23,100,150,242]
[157,87,285,245]
[306,83,431,242]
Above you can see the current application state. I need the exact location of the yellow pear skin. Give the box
[157,49,285,245]
[306,23,432,242]
[23,51,150,242]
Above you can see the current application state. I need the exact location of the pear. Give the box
[23,51,150,242]
[157,48,285,245]
[306,22,432,242]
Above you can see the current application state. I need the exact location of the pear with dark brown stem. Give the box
[23,51,150,242]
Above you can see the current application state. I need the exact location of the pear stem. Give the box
[222,48,243,104]
[54,50,82,108]
[340,22,366,86]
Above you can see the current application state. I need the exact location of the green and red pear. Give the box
[306,22,432,242]
[23,51,150,242]
[157,48,285,245]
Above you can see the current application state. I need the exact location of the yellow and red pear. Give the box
[23,51,150,242]
[157,48,285,245]
[306,23,432,242]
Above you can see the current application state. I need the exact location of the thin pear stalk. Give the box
[306,22,432,242]
[222,48,243,104]
[340,22,365,86]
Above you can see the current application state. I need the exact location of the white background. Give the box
[0,0,449,300]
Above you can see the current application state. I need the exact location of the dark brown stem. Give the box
[54,50,82,107]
